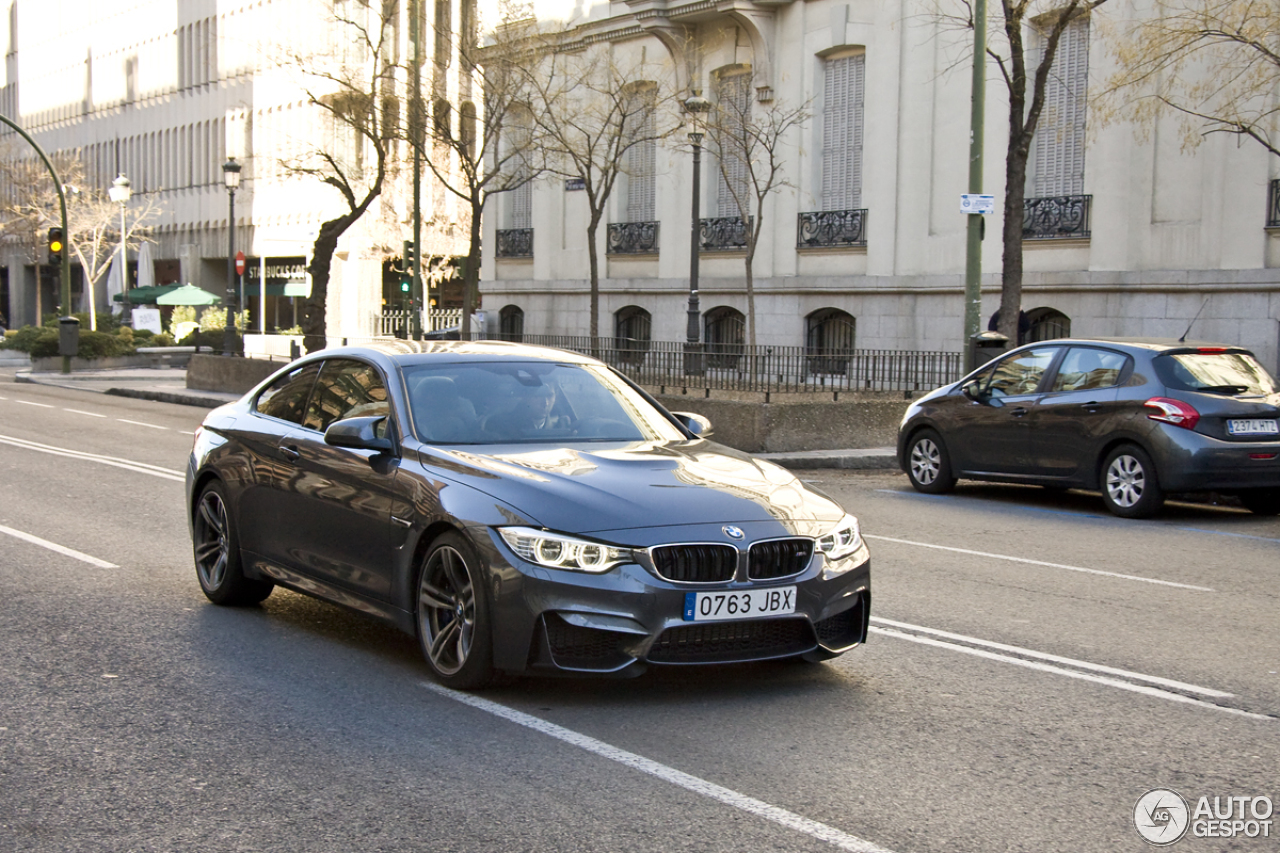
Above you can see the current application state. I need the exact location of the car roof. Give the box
[302,339,603,367]
[1020,337,1252,354]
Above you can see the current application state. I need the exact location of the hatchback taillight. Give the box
[1145,397,1200,430]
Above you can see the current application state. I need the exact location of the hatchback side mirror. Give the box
[671,411,713,438]
[325,416,395,454]
[961,380,984,401]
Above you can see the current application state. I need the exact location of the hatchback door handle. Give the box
[280,445,300,461]
[1010,407,1028,418]
[1081,401,1101,412]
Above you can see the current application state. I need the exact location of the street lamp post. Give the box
[222,157,241,356]
[108,173,132,323]
[684,92,710,376]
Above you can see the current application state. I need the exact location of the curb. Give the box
[104,387,238,409]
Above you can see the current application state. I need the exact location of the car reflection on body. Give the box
[186,340,871,688]
[897,337,1280,518]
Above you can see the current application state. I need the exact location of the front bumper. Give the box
[477,526,872,677]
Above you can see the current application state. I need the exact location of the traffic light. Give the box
[403,240,417,268]
[400,279,411,293]
[47,227,64,265]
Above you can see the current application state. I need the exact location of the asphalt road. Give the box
[2,375,1277,853]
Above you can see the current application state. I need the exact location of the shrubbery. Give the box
[27,329,130,359]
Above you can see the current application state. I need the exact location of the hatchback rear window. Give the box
[1154,351,1278,396]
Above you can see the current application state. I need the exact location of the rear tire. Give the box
[193,482,274,606]
[905,429,956,494]
[1238,489,1280,516]
[1100,445,1164,519]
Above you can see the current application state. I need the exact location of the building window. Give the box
[806,308,856,375]
[506,107,533,229]
[704,306,745,369]
[821,51,865,212]
[715,69,752,217]
[624,84,657,223]
[614,305,652,365]
[460,102,477,159]
[1026,307,1071,342]
[499,305,524,341]
[1033,16,1090,197]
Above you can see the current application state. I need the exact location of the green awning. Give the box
[113,284,182,304]
[259,282,310,298]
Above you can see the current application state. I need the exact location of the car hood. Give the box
[417,439,846,536]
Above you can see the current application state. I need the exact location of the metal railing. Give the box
[1023,194,1091,240]
[1268,179,1280,228]
[699,216,751,252]
[492,334,961,393]
[797,209,868,248]
[607,221,660,255]
[496,228,534,258]
[372,308,463,337]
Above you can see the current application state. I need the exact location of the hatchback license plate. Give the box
[1227,418,1279,436]
[683,587,796,622]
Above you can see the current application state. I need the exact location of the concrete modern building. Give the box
[1,0,472,338]
[479,1,1280,372]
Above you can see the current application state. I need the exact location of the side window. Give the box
[302,359,390,434]
[983,347,1059,397]
[255,363,322,424]
[1051,347,1129,392]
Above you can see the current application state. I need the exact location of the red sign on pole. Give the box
[235,251,246,276]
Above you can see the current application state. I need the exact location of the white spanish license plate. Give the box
[1227,418,1279,436]
[683,587,796,622]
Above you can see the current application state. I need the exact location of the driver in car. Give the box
[486,383,565,437]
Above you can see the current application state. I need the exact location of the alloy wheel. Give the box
[194,490,230,591]
[418,546,476,676]
[910,438,941,486]
[1105,454,1145,508]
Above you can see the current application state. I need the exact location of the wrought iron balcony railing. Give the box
[699,216,752,252]
[1268,179,1280,228]
[797,209,868,248]
[496,228,533,258]
[607,221,660,255]
[1023,195,1091,240]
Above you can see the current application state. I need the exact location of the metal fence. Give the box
[372,308,463,337]
[499,335,962,394]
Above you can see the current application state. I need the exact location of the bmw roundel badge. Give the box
[722,525,745,540]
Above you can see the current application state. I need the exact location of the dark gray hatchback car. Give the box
[897,338,1280,518]
[187,341,871,688]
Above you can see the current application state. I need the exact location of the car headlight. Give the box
[815,514,863,562]
[499,527,632,573]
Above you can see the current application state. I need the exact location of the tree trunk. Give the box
[586,208,601,348]
[302,216,349,354]
[999,133,1030,346]
[462,207,482,339]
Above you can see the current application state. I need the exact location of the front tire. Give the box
[1238,489,1280,516]
[416,532,494,690]
[906,429,956,494]
[193,482,274,606]
[1100,445,1164,519]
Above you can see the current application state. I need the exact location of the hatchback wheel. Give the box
[417,533,494,689]
[193,482,274,605]
[906,429,956,494]
[1100,445,1164,518]
[1238,489,1280,516]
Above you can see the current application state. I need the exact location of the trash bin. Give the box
[58,316,80,357]
[970,330,1008,368]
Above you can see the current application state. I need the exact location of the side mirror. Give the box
[325,416,395,454]
[671,411,713,438]
[961,380,983,401]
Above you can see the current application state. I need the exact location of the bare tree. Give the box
[1094,0,1280,157]
[937,0,1110,343]
[704,77,809,348]
[0,153,160,328]
[523,39,683,339]
[418,12,547,339]
[281,0,401,353]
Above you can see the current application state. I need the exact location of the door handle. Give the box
[1010,407,1028,418]
[279,445,301,461]
[1080,401,1101,412]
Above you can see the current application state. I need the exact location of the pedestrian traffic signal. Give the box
[47,227,64,264]
[403,240,416,266]
[400,279,411,293]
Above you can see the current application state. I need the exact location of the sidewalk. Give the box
[10,364,899,471]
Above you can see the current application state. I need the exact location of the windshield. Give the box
[401,361,688,444]
[1154,351,1279,396]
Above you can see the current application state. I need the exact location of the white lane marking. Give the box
[64,409,107,418]
[0,524,117,569]
[117,419,168,430]
[871,627,1273,721]
[424,683,897,853]
[871,618,1232,698]
[863,534,1213,592]
[0,433,185,482]
[14,400,54,408]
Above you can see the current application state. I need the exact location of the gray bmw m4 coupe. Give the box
[187,341,871,688]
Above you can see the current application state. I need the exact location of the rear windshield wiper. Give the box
[1195,384,1250,395]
